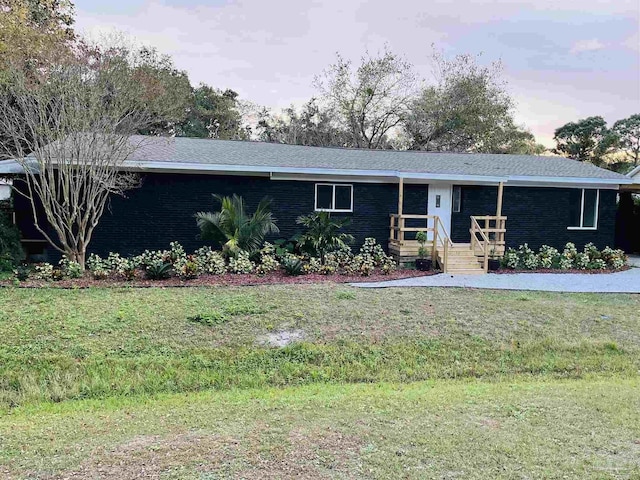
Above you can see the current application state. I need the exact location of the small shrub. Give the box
[583,242,601,261]
[517,244,538,270]
[601,247,626,270]
[58,255,83,279]
[501,248,519,269]
[537,245,559,269]
[13,264,30,281]
[0,209,25,271]
[304,257,322,274]
[344,254,375,276]
[282,255,304,276]
[588,258,607,270]
[32,262,54,280]
[145,260,173,280]
[356,237,396,275]
[228,250,254,274]
[175,258,199,279]
[574,252,589,270]
[255,243,280,275]
[193,246,227,275]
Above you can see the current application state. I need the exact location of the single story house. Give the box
[1,136,634,273]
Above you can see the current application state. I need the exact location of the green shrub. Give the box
[144,260,173,280]
[296,211,354,264]
[255,242,280,274]
[502,242,626,271]
[0,210,24,271]
[282,255,304,276]
[228,250,254,274]
[58,255,83,279]
[193,246,227,275]
[32,262,54,280]
[195,194,279,257]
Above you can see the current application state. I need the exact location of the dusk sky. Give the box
[75,0,640,147]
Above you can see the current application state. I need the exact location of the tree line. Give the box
[2,0,638,170]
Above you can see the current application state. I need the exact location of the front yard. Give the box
[0,284,639,478]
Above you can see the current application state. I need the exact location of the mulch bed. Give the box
[4,269,437,289]
[492,266,629,275]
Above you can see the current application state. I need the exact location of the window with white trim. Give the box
[314,184,353,212]
[568,189,599,230]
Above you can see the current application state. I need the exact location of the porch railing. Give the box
[469,215,507,272]
[389,214,452,271]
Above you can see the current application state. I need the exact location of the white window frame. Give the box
[567,188,599,230]
[314,183,353,213]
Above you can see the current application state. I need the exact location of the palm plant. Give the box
[195,194,279,257]
[296,211,354,264]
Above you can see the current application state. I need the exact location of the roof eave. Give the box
[125,161,630,186]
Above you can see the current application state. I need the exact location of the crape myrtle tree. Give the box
[0,43,189,268]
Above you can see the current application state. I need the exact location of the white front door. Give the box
[427,183,452,240]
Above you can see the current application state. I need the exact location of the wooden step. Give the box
[445,258,483,267]
[445,268,485,275]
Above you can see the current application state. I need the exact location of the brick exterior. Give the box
[13,174,617,259]
[85,173,402,257]
[451,185,617,250]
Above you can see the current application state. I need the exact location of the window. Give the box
[314,184,353,212]
[452,186,462,213]
[568,189,599,230]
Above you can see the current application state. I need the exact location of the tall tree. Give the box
[177,85,248,139]
[314,49,416,149]
[553,116,617,165]
[0,0,76,82]
[404,52,537,153]
[0,44,188,268]
[612,114,640,166]
[256,98,349,147]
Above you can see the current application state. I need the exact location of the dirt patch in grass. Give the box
[5,269,434,289]
[29,428,363,480]
[34,432,236,480]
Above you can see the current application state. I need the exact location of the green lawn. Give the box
[1,379,638,479]
[0,284,639,478]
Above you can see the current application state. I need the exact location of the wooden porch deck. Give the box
[389,178,507,274]
[389,214,507,274]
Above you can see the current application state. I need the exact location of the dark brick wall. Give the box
[13,174,618,259]
[86,173,400,256]
[451,185,617,250]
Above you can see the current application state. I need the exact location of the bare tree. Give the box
[0,45,184,268]
[314,48,416,149]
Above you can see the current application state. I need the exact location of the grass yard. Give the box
[1,379,639,479]
[0,283,639,478]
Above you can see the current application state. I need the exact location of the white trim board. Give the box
[0,158,631,188]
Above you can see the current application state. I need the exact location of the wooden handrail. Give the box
[388,213,452,272]
[470,216,490,273]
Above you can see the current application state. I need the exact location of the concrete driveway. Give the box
[354,264,640,293]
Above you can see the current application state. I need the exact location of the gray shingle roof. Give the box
[127,136,627,181]
[0,135,629,183]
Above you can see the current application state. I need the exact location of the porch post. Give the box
[496,181,504,217]
[496,181,504,247]
[397,177,404,243]
[397,177,404,216]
